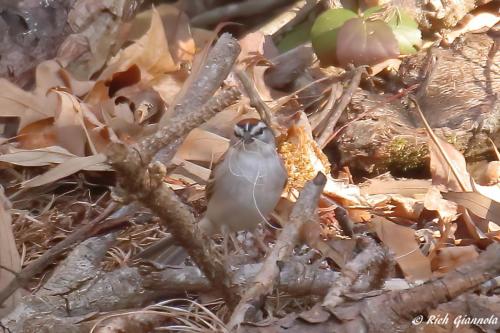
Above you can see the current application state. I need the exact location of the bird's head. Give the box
[233,118,274,145]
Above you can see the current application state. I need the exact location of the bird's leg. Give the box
[250,229,269,255]
[221,226,242,255]
[229,232,243,254]
[221,225,230,256]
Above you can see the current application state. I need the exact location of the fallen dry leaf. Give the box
[424,186,459,223]
[34,60,96,118]
[429,137,472,192]
[17,118,58,149]
[431,245,479,275]
[170,156,212,183]
[128,4,195,64]
[151,73,185,107]
[22,153,109,188]
[299,219,350,269]
[370,216,432,281]
[477,161,500,186]
[425,132,485,239]
[52,90,89,156]
[390,194,424,220]
[0,79,53,129]
[473,181,500,203]
[298,303,331,324]
[34,60,68,95]
[238,31,279,63]
[106,64,142,98]
[360,178,431,196]
[367,58,402,76]
[0,187,21,317]
[442,191,500,223]
[100,7,178,81]
[444,11,500,44]
[175,128,229,164]
[0,146,87,166]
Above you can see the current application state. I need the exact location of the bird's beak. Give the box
[243,133,253,143]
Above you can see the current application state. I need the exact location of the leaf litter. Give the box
[0,1,498,332]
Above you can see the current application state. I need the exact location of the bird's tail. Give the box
[133,216,216,265]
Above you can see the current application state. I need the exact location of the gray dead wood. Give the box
[107,33,242,308]
[240,242,500,333]
[227,172,327,330]
[190,0,295,27]
[335,33,499,175]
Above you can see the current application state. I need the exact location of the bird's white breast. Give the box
[206,143,287,232]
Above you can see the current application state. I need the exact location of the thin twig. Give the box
[139,86,241,163]
[322,236,386,311]
[191,0,295,27]
[257,0,321,36]
[235,68,278,137]
[408,96,468,192]
[107,34,242,309]
[415,48,438,100]
[317,67,364,147]
[145,33,241,163]
[108,149,239,308]
[227,172,326,330]
[310,81,342,132]
[0,202,117,307]
[324,83,419,144]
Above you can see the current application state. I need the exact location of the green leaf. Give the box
[387,10,421,54]
[310,8,358,66]
[336,18,399,67]
[278,20,313,53]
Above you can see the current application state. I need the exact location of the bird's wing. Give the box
[205,149,228,202]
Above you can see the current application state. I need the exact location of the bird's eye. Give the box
[255,128,264,136]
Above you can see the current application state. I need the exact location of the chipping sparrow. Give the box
[139,118,287,263]
[198,118,287,235]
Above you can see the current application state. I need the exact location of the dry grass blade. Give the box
[0,201,117,307]
[488,137,500,160]
[409,96,470,192]
[22,154,109,188]
[227,172,326,330]
[89,299,226,333]
[409,96,486,239]
[0,146,77,166]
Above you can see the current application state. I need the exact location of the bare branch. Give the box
[0,202,118,308]
[322,237,387,310]
[227,172,327,330]
[107,34,243,308]
[317,66,364,147]
[191,0,295,27]
[235,69,277,136]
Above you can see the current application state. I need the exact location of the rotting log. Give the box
[334,33,499,175]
